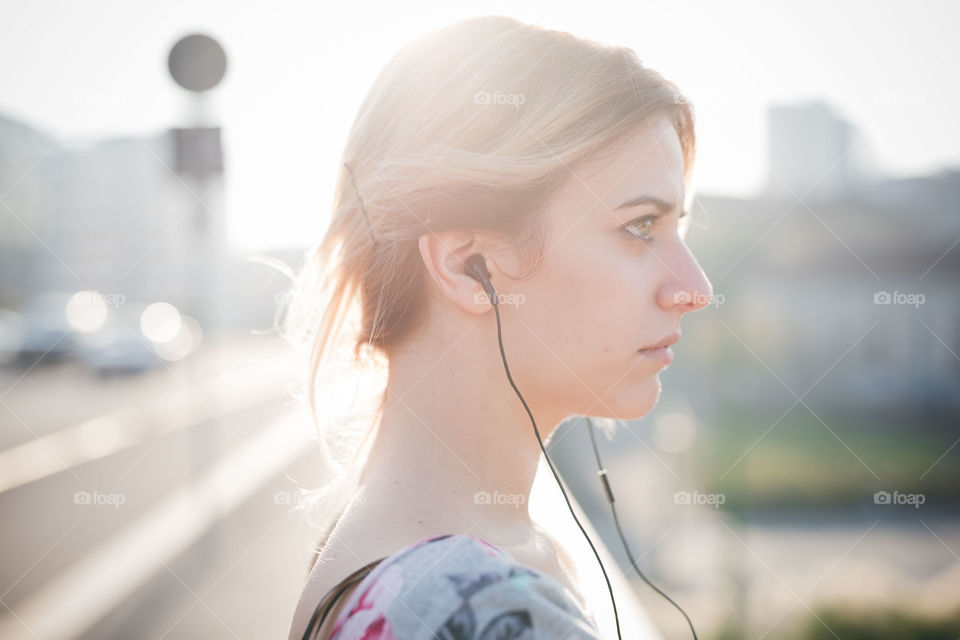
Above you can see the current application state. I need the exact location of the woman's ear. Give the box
[418,232,493,315]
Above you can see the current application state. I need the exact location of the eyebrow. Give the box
[614,194,688,218]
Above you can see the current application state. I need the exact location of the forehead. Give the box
[558,115,686,211]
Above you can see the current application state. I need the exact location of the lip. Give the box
[638,345,674,365]
[639,331,681,351]
[638,331,680,365]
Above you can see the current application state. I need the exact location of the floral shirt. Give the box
[329,533,602,640]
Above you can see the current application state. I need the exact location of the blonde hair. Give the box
[278,15,696,566]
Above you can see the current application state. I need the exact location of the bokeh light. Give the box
[65,290,109,333]
[139,302,182,343]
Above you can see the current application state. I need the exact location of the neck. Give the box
[358,316,566,544]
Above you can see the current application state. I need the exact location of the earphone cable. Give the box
[586,418,699,640]
[488,297,623,640]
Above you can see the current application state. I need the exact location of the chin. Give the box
[633,379,663,416]
[600,382,662,421]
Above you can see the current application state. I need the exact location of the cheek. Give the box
[506,252,663,418]
[566,253,658,352]
[523,241,650,358]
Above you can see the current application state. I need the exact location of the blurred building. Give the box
[766,101,877,202]
[0,113,55,304]
[686,101,960,420]
[40,135,191,306]
[0,111,298,336]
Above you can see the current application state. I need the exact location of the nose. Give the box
[657,242,713,313]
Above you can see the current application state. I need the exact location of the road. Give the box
[0,334,332,639]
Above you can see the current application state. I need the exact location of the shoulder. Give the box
[324,533,601,640]
[532,520,583,585]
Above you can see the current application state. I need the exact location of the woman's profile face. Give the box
[492,114,713,422]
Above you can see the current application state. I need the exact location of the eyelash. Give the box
[621,214,664,244]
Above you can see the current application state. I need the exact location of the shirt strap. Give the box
[300,555,387,640]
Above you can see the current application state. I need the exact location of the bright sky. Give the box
[1,0,957,250]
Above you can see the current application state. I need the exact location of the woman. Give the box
[286,14,712,640]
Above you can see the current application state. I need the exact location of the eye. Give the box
[620,214,662,244]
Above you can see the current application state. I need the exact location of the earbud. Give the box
[464,253,497,305]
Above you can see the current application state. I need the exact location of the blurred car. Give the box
[0,308,24,365]
[74,319,162,376]
[15,293,76,364]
